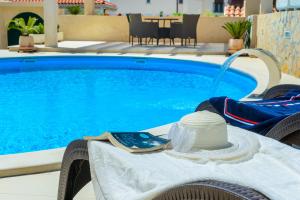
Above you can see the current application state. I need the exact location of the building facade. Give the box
[109,0,221,16]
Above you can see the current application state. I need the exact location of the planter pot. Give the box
[30,34,45,44]
[29,32,64,44]
[19,35,35,51]
[228,39,244,54]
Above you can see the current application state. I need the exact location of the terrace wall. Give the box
[58,15,244,43]
[0,3,43,48]
[257,11,300,77]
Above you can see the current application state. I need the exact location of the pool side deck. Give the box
[8,41,227,55]
[0,50,300,200]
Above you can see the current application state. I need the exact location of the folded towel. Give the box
[209,90,300,134]
[88,125,300,200]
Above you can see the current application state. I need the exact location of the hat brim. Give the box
[164,131,260,164]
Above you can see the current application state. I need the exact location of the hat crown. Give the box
[180,111,225,127]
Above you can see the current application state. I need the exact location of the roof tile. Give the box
[10,0,117,8]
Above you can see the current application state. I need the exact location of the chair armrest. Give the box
[195,100,220,114]
[263,84,300,99]
[266,112,300,147]
[154,180,269,200]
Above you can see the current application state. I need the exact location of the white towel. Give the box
[88,125,300,200]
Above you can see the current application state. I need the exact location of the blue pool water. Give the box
[0,56,256,155]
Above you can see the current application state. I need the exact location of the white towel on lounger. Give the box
[88,125,300,200]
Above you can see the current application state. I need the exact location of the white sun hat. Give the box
[166,111,260,164]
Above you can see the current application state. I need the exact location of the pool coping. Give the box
[0,53,267,177]
[0,123,173,178]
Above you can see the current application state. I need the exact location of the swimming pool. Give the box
[0,56,256,155]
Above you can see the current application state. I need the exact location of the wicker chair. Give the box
[170,14,200,47]
[57,84,300,200]
[126,13,132,44]
[57,140,269,200]
[128,14,159,46]
[196,84,300,148]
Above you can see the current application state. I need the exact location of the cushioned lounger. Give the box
[57,84,300,200]
[57,140,269,200]
[196,84,300,148]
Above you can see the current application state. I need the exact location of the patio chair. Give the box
[157,28,171,46]
[128,14,159,46]
[126,13,132,44]
[196,84,300,148]
[57,140,269,200]
[170,14,200,47]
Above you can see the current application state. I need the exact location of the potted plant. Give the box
[29,23,44,44]
[222,20,251,53]
[159,11,164,17]
[29,24,64,44]
[8,16,40,51]
[172,12,183,17]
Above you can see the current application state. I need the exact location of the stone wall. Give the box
[59,15,244,43]
[257,11,300,77]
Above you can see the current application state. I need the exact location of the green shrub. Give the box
[173,12,183,16]
[222,20,251,39]
[8,16,41,36]
[202,10,217,17]
[67,5,81,15]
[34,23,44,34]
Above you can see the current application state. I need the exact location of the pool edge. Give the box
[0,123,173,178]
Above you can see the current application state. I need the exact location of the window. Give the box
[214,1,224,13]
[227,0,243,7]
[146,0,151,4]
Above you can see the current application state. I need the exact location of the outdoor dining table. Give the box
[143,17,179,27]
[143,17,179,45]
